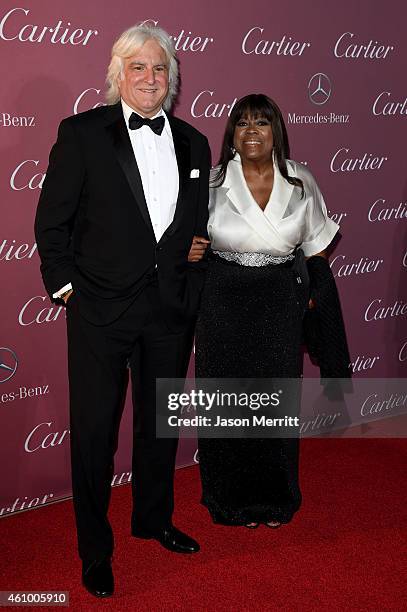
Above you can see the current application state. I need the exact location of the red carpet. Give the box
[1,439,406,610]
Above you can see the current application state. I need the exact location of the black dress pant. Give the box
[66,283,193,563]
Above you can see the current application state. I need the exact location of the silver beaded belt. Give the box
[212,250,295,267]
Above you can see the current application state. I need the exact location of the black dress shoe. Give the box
[133,525,200,554]
[82,558,114,598]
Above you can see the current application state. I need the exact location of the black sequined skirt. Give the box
[195,252,309,525]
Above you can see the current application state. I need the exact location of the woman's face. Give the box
[233,113,274,163]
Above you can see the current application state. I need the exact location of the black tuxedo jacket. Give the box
[35,102,211,328]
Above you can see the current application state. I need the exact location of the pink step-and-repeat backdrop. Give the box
[0,0,406,517]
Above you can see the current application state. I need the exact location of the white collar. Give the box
[221,152,295,222]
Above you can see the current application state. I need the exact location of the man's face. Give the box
[118,39,169,117]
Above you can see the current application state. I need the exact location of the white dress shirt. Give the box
[53,100,179,299]
[121,99,179,242]
[208,153,339,257]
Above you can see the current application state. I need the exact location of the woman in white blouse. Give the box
[195,94,339,529]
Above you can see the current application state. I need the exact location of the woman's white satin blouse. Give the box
[208,155,339,257]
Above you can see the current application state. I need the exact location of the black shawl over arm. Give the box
[303,255,352,379]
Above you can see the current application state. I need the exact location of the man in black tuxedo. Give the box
[35,23,210,598]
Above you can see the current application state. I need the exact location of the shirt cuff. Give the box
[52,283,72,299]
[301,218,339,257]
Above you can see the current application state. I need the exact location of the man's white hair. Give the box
[106,23,178,110]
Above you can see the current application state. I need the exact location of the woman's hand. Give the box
[188,236,210,262]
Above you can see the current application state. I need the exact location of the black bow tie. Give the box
[128,112,165,135]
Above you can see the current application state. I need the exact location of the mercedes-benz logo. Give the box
[308,73,332,105]
[0,347,18,383]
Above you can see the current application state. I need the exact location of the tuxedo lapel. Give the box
[159,115,191,244]
[171,118,190,199]
[104,104,155,239]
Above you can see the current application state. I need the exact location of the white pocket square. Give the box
[190,169,200,178]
